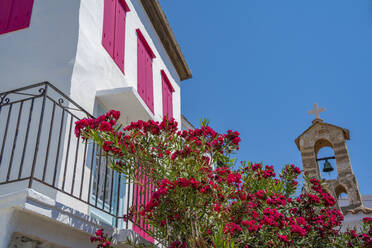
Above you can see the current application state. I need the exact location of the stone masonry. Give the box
[295,118,364,213]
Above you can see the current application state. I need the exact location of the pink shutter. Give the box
[0,0,13,34]
[113,0,128,73]
[162,77,167,117]
[132,166,154,243]
[143,50,148,107]
[102,0,116,57]
[137,38,145,101]
[143,178,154,242]
[139,172,145,237]
[137,31,154,113]
[167,89,173,118]
[161,70,174,118]
[162,75,170,117]
[146,54,154,113]
[6,0,34,33]
[133,167,141,236]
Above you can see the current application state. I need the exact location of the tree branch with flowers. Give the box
[75,110,372,248]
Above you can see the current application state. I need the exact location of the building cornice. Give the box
[140,0,192,81]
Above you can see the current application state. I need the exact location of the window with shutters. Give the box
[0,0,34,35]
[102,0,129,73]
[161,70,174,118]
[136,29,156,113]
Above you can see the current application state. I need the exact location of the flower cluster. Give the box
[90,229,112,248]
[135,162,360,247]
[78,110,371,248]
[75,110,120,137]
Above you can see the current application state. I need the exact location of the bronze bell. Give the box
[323,159,334,173]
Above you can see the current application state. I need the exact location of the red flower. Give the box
[291,224,307,236]
[363,217,372,224]
[99,121,113,132]
[95,229,103,236]
[256,190,266,200]
[102,241,111,247]
[102,141,113,152]
[224,223,242,234]
[278,234,289,243]
[252,163,262,171]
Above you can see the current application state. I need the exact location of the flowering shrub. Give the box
[90,229,112,247]
[75,110,372,248]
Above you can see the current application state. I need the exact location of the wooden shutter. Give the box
[133,168,141,237]
[145,52,154,113]
[1,0,34,35]
[0,0,13,34]
[113,0,127,72]
[162,75,169,117]
[167,88,173,118]
[103,0,129,72]
[102,0,116,57]
[162,76,167,117]
[137,37,146,102]
[132,166,154,242]
[161,70,174,118]
[137,30,155,113]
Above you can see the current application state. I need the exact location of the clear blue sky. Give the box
[160,0,372,195]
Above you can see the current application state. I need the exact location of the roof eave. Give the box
[140,0,192,81]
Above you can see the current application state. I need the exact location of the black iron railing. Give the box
[0,82,154,239]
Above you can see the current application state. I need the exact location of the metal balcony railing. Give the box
[0,82,154,241]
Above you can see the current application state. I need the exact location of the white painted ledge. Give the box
[96,86,161,123]
[0,188,111,235]
[0,188,150,246]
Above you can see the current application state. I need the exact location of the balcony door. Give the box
[88,102,126,228]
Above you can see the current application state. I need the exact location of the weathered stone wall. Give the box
[296,120,364,212]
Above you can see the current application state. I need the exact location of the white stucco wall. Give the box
[0,0,183,198]
[0,0,184,244]
[0,0,182,123]
[0,0,80,94]
[70,0,181,125]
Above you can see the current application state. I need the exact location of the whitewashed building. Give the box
[0,0,191,247]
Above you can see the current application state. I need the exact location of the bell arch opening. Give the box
[314,139,333,154]
[314,139,337,180]
[335,185,349,208]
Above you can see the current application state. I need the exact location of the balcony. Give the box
[96,86,157,123]
[0,82,156,246]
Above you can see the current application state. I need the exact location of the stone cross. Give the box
[308,103,326,119]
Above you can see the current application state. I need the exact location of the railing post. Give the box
[116,174,122,228]
[29,83,48,188]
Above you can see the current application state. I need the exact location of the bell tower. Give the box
[295,104,364,213]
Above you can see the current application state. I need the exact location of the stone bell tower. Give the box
[295,104,364,213]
